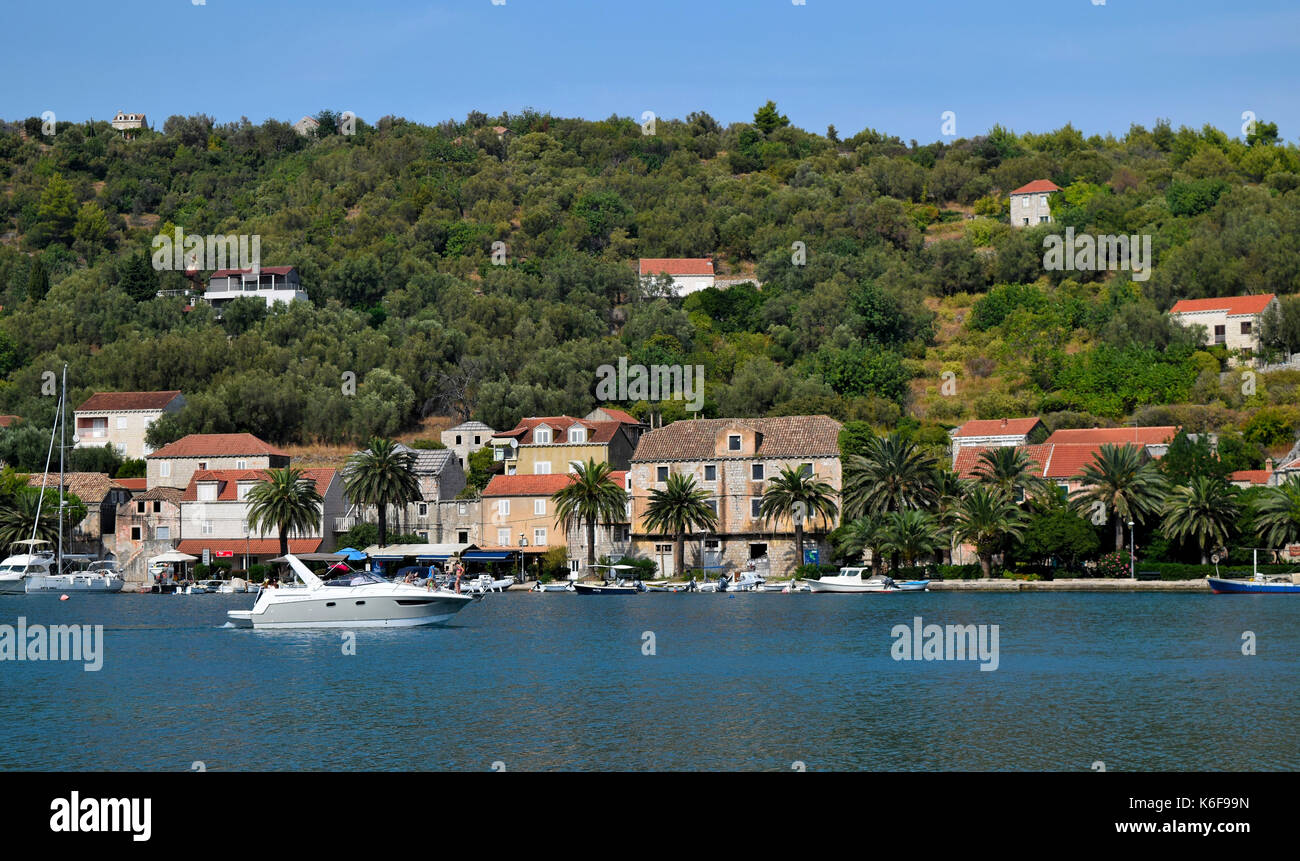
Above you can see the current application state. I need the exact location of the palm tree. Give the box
[842,432,939,518]
[759,465,839,570]
[343,438,421,547]
[1254,475,1300,549]
[0,487,62,548]
[881,509,941,569]
[932,468,964,565]
[246,467,325,561]
[1070,444,1167,551]
[833,515,888,576]
[973,446,1047,502]
[1161,476,1239,565]
[953,485,1029,578]
[551,459,629,574]
[642,472,718,578]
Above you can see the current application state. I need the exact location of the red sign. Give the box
[213,551,235,558]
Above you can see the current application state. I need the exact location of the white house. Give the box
[638,258,715,296]
[111,111,147,132]
[203,266,309,310]
[1008,180,1059,227]
[440,421,495,469]
[292,116,320,137]
[1169,294,1278,359]
[74,391,186,459]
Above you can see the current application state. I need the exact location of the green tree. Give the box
[881,508,940,568]
[642,472,718,578]
[972,446,1048,501]
[245,467,325,562]
[953,485,1029,578]
[342,438,421,547]
[551,458,629,574]
[1070,444,1168,551]
[1161,476,1239,564]
[753,101,790,135]
[32,173,78,247]
[842,432,939,518]
[759,464,840,569]
[833,515,887,575]
[1253,476,1300,549]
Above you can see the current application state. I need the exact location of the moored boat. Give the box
[1208,551,1300,594]
[806,567,901,593]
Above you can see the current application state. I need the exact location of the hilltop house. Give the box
[481,471,630,576]
[111,111,147,132]
[203,266,309,311]
[175,468,345,566]
[74,390,185,459]
[146,433,290,490]
[638,258,715,296]
[950,417,1047,462]
[490,410,643,475]
[628,415,843,578]
[292,116,320,136]
[1169,294,1278,361]
[1009,180,1060,227]
[440,420,495,469]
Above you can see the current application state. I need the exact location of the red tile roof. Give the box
[1230,469,1272,486]
[0,415,19,428]
[954,442,1147,481]
[24,472,124,504]
[209,266,296,277]
[177,538,322,555]
[149,433,288,459]
[639,258,714,277]
[76,391,182,412]
[1169,294,1276,316]
[590,407,642,425]
[492,417,626,445]
[1010,180,1061,195]
[631,416,842,461]
[182,468,335,501]
[1044,426,1177,446]
[115,478,147,492]
[952,418,1043,438]
[483,471,627,497]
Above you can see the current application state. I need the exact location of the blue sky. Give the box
[3,0,1298,142]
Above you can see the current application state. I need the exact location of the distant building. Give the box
[950,418,1047,462]
[1169,294,1278,360]
[25,472,131,557]
[1230,459,1275,489]
[1043,426,1179,459]
[146,433,290,490]
[0,415,20,428]
[490,410,643,475]
[638,258,715,296]
[336,444,466,542]
[440,421,495,469]
[292,116,319,136]
[1009,180,1060,227]
[111,111,147,132]
[203,266,309,311]
[74,390,185,459]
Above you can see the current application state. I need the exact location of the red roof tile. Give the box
[149,433,288,459]
[182,468,335,501]
[208,266,296,277]
[1169,294,1276,316]
[952,418,1043,438]
[1044,427,1177,446]
[76,391,183,412]
[492,417,626,445]
[115,478,147,492]
[0,415,20,428]
[639,258,714,277]
[1010,180,1061,195]
[24,472,123,504]
[954,442,1147,481]
[176,538,322,555]
[483,471,627,497]
[590,407,642,425]
[1230,469,1272,486]
[632,415,842,461]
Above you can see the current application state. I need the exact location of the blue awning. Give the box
[416,555,453,562]
[462,551,513,561]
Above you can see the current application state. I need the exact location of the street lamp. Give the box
[518,532,528,583]
[1128,520,1136,579]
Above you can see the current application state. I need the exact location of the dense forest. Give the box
[1,103,1300,473]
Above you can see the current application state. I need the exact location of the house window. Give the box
[198,484,217,502]
[136,500,145,514]
[704,464,717,482]
[1022,218,1029,225]
[236,460,247,470]
[1022,197,1030,208]
[657,466,669,482]
[474,436,481,445]
[131,526,141,540]
[417,503,428,516]
[534,528,547,546]
[801,462,813,477]
[153,500,161,513]
[455,435,462,445]
[499,500,510,516]
[157,526,170,540]
[534,462,552,475]
[751,498,762,518]
[728,434,741,451]
[1214,324,1226,345]
[707,499,718,514]
[236,483,254,501]
[458,503,468,515]
[1241,321,1252,335]
[497,528,510,546]
[202,521,213,535]
[116,443,127,455]
[159,461,171,477]
[751,463,765,481]
[494,448,505,461]
[116,416,128,429]
[534,428,551,444]
[569,427,586,443]
[1039,216,1049,223]
[1039,195,1048,206]
[197,462,207,470]
[457,531,468,543]
[534,499,546,516]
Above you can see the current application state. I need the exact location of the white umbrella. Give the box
[149,551,198,564]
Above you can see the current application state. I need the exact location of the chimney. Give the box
[1266,458,1274,472]
[1001,419,1008,428]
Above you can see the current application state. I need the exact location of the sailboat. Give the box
[1208,550,1300,594]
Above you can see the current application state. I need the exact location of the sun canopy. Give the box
[335,547,368,561]
[461,551,512,561]
[149,550,198,563]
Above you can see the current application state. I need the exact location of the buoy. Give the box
[59,594,69,601]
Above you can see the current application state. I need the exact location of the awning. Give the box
[462,551,513,561]
[176,539,323,555]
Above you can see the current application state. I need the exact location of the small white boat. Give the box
[532,581,575,592]
[759,579,808,592]
[0,541,57,594]
[26,559,125,593]
[729,571,766,591]
[460,574,513,594]
[894,579,931,592]
[572,579,643,595]
[806,567,900,593]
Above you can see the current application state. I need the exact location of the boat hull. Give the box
[1208,577,1300,594]
[228,590,476,628]
[0,576,27,595]
[26,575,124,593]
[807,579,896,593]
[572,582,639,595]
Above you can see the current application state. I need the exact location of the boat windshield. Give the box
[322,571,388,587]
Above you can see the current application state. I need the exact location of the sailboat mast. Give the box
[57,363,65,574]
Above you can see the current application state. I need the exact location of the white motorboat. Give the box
[572,579,643,595]
[532,581,575,592]
[0,541,57,594]
[460,574,513,594]
[894,579,931,592]
[806,567,901,593]
[227,555,478,629]
[26,559,125,593]
[728,571,766,591]
[758,579,808,592]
